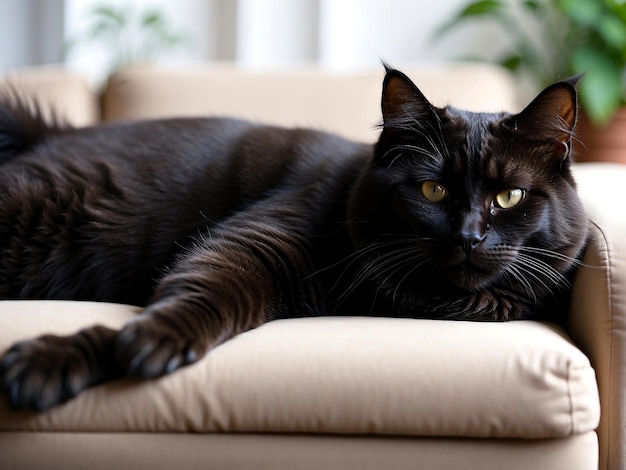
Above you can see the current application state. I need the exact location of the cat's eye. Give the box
[421,181,448,203]
[495,189,525,209]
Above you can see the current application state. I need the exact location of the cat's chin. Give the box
[445,261,497,291]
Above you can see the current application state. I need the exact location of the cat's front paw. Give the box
[1,335,93,411]
[115,315,207,379]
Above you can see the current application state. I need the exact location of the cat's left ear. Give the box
[506,76,581,152]
[381,67,439,130]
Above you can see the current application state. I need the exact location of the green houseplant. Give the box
[437,0,626,128]
[65,4,188,76]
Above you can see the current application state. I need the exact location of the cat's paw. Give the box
[0,335,93,411]
[115,316,207,379]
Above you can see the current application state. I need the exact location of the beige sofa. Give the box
[0,63,624,470]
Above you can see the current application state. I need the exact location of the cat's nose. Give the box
[456,231,486,255]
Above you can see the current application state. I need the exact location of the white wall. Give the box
[0,0,65,68]
[1,0,502,82]
[318,0,470,69]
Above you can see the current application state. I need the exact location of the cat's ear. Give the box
[381,68,439,130]
[507,76,581,149]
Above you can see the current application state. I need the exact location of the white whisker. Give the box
[503,264,537,306]
[518,246,590,268]
[516,253,572,290]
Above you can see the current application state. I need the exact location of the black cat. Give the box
[0,67,587,411]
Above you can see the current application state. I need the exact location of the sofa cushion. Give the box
[0,300,599,439]
[0,65,98,127]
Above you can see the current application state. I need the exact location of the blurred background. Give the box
[0,0,501,84]
[2,0,626,153]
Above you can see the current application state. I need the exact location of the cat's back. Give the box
[1,113,373,239]
[0,113,371,303]
[1,115,370,212]
[2,116,277,180]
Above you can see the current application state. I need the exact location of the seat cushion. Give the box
[0,300,599,439]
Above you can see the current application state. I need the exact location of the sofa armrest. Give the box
[568,163,626,470]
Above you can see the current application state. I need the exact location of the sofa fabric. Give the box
[0,300,600,438]
[0,432,599,470]
[569,163,626,470]
[0,300,601,470]
[100,62,518,142]
[0,65,97,127]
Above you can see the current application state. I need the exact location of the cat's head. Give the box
[347,68,587,317]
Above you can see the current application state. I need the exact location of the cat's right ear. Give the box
[381,69,439,130]
[506,76,580,149]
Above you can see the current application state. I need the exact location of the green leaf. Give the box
[608,1,626,24]
[522,0,541,12]
[92,6,126,27]
[572,46,624,126]
[556,0,603,26]
[142,12,164,27]
[432,0,504,38]
[598,15,626,50]
[499,54,524,71]
[458,0,503,17]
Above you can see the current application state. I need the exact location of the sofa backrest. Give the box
[101,63,518,142]
[0,65,98,127]
[1,63,518,142]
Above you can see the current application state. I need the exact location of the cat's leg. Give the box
[115,200,318,378]
[0,199,318,409]
[0,325,121,410]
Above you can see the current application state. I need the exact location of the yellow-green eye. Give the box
[421,181,448,203]
[495,189,525,209]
